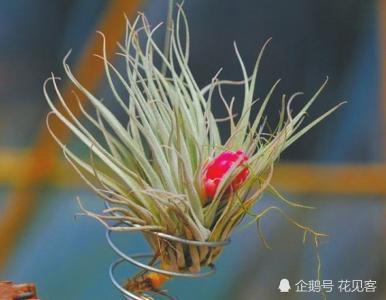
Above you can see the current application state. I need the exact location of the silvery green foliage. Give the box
[44,7,342,248]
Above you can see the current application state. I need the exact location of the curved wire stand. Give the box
[105,202,230,300]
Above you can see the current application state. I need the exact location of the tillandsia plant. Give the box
[44,4,343,299]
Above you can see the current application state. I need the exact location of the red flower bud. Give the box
[202,150,249,198]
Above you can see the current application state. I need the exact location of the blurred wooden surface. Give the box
[0,281,39,300]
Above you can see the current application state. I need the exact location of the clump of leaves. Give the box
[45,5,343,294]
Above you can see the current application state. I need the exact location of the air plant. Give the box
[44,4,343,299]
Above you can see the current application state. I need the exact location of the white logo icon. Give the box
[279,278,291,292]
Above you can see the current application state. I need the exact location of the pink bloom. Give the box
[203,150,249,198]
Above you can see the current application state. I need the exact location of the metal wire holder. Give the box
[105,202,230,300]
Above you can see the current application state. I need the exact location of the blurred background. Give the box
[0,0,385,299]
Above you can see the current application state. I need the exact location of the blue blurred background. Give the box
[0,0,385,299]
